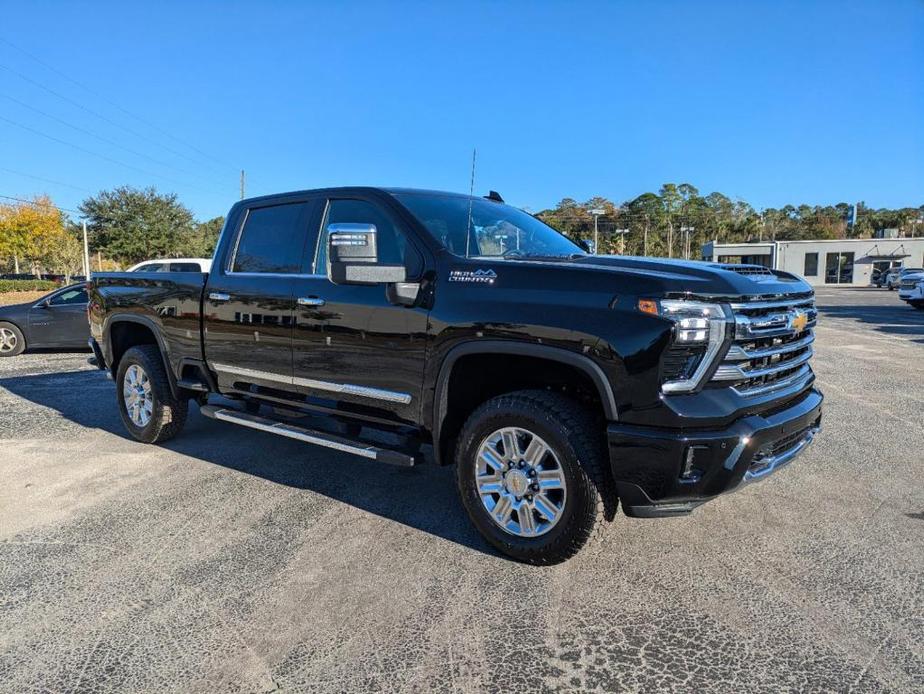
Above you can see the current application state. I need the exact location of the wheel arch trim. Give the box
[431,340,618,465]
[103,314,178,397]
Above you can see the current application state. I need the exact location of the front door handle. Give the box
[209,292,231,302]
[297,296,325,307]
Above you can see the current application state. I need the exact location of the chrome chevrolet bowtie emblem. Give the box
[790,309,808,333]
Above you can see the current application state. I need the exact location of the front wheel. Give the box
[455,390,613,565]
[116,345,188,443]
[0,322,25,357]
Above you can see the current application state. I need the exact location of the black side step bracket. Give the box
[177,378,210,392]
[199,405,417,466]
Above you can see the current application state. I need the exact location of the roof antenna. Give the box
[465,147,476,258]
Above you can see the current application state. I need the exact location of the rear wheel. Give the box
[455,390,613,565]
[0,322,25,357]
[116,345,187,443]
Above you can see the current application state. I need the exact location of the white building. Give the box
[702,238,924,287]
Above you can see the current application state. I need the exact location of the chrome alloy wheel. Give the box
[475,427,567,537]
[122,364,153,427]
[0,327,17,353]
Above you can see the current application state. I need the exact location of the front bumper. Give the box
[607,388,823,517]
[898,286,924,302]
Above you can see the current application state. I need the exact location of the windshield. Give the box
[393,193,584,259]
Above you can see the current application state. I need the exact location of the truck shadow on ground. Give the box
[0,368,498,559]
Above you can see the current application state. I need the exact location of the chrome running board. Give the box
[199,405,417,466]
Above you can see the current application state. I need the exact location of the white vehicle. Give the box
[897,272,924,310]
[127,258,212,273]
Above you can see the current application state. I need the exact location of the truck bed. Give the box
[88,271,208,378]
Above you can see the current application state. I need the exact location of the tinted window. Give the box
[316,199,422,276]
[803,252,818,276]
[232,203,310,274]
[169,262,201,272]
[135,263,164,272]
[50,287,87,305]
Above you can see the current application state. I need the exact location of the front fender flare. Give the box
[431,340,618,465]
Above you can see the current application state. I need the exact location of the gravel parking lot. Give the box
[1,287,922,693]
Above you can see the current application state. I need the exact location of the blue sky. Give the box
[1,0,921,220]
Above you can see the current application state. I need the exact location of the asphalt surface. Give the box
[1,287,922,693]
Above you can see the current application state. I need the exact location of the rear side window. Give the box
[232,203,311,274]
[50,288,87,305]
[169,262,201,272]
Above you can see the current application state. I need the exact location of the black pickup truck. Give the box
[88,187,823,564]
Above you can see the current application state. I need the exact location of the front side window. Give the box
[316,199,421,276]
[394,193,584,259]
[232,202,310,274]
[803,252,818,276]
[50,287,87,305]
[135,263,164,272]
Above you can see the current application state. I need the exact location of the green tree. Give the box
[79,186,196,264]
[177,216,224,258]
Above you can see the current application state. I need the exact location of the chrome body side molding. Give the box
[211,362,413,405]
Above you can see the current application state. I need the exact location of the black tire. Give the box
[911,302,924,311]
[116,345,187,443]
[0,321,26,357]
[455,389,614,565]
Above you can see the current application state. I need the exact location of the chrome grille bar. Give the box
[711,294,817,396]
[713,348,814,381]
[725,333,815,361]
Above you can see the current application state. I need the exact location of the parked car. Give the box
[0,283,90,356]
[897,272,924,309]
[127,258,212,273]
[884,267,923,290]
[88,187,823,564]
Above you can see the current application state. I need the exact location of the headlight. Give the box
[642,299,730,394]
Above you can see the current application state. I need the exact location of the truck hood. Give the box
[567,255,812,298]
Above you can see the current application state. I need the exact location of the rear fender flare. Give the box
[103,314,178,398]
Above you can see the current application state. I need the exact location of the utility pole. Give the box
[667,219,674,258]
[97,251,102,272]
[643,214,649,257]
[680,226,694,260]
[240,170,245,200]
[82,221,90,279]
[590,208,605,254]
[614,229,629,255]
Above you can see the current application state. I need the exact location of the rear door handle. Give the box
[297,296,325,307]
[209,292,231,302]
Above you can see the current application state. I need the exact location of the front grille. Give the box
[710,294,817,396]
[900,280,919,289]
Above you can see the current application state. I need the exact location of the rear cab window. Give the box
[230,201,319,274]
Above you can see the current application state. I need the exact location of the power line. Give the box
[0,113,228,196]
[0,167,93,193]
[0,193,80,215]
[0,60,233,177]
[0,35,236,172]
[1,93,219,184]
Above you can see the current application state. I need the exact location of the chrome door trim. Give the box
[297,297,326,307]
[292,376,412,404]
[211,363,412,404]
